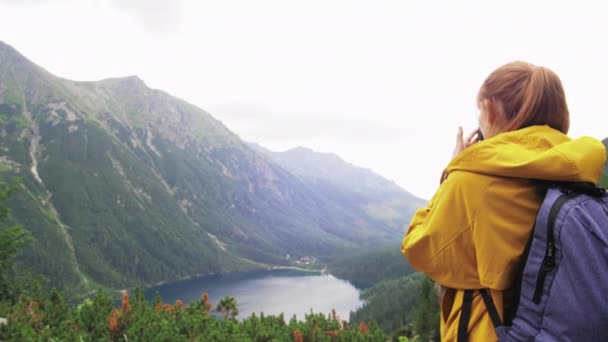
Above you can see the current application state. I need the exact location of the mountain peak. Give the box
[0,40,17,54]
[285,146,343,161]
[287,146,314,153]
[122,75,145,84]
[254,143,420,200]
[99,75,147,89]
[0,41,32,67]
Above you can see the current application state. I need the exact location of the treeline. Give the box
[349,274,439,341]
[328,244,439,340]
[328,244,414,288]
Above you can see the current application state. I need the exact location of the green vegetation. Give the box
[348,273,439,341]
[0,186,384,340]
[411,278,440,341]
[0,225,32,301]
[0,287,388,341]
[8,115,28,129]
[328,244,414,288]
[0,79,23,106]
[0,181,47,321]
[329,244,439,340]
[0,180,33,303]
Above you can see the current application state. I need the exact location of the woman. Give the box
[401,61,606,341]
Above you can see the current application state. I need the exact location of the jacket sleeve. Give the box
[401,171,481,288]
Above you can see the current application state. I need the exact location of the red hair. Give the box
[478,61,570,134]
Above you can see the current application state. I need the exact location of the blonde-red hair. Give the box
[478,61,570,134]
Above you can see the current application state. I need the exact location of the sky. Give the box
[1,0,607,199]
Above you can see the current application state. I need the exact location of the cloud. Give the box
[0,0,182,33]
[0,0,51,4]
[210,102,414,145]
[111,0,183,33]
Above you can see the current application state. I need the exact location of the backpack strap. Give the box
[457,289,503,342]
[503,183,601,317]
[532,193,570,303]
[457,290,474,342]
[534,180,606,198]
[480,289,503,328]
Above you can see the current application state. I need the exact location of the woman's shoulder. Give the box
[443,168,497,187]
[444,169,535,205]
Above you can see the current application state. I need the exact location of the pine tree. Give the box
[413,277,439,341]
[216,296,239,320]
[0,180,32,303]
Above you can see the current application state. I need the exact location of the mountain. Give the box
[249,144,410,197]
[250,144,425,235]
[0,41,423,294]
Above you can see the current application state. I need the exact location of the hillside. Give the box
[0,41,422,294]
[327,244,414,289]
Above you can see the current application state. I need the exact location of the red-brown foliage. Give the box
[121,290,130,314]
[358,321,369,335]
[293,329,304,342]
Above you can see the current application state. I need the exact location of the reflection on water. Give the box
[145,269,362,320]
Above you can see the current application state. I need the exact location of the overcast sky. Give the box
[1,0,607,199]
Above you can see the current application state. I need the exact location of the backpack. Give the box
[457,182,608,341]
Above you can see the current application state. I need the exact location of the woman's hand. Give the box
[452,127,480,159]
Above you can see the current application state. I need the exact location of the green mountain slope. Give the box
[348,273,433,335]
[0,41,423,294]
[0,42,242,292]
[328,244,414,288]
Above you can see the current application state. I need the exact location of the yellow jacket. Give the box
[401,125,606,341]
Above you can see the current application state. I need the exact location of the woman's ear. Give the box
[478,99,506,139]
[482,99,496,125]
[484,99,506,127]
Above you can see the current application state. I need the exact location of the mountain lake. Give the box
[145,269,363,321]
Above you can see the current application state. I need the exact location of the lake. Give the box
[145,269,363,321]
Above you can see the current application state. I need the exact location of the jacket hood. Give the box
[446,125,606,183]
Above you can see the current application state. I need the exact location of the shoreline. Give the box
[143,264,328,292]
